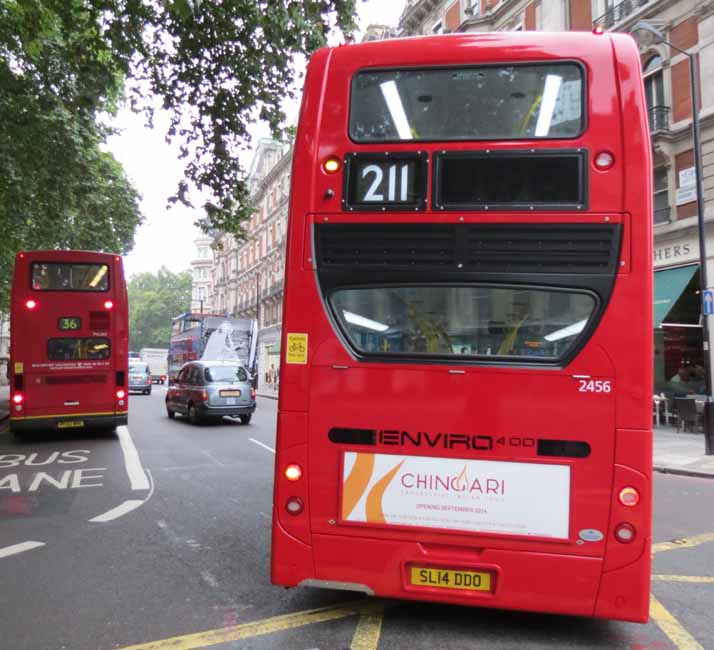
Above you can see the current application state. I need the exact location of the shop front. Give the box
[653,235,705,398]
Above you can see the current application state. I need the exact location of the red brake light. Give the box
[201,389,208,401]
[285,497,304,515]
[614,522,636,543]
[593,25,604,35]
[116,389,126,399]
[618,486,640,507]
[12,394,24,404]
[104,300,114,309]
[285,464,302,482]
[25,300,37,310]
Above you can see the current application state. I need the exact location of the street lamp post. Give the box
[634,21,713,454]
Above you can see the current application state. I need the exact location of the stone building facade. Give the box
[190,236,214,313]
[202,139,291,387]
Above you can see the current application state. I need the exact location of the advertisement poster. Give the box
[341,452,570,539]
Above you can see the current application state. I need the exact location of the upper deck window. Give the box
[31,263,110,292]
[349,63,584,142]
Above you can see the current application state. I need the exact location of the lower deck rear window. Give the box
[330,286,596,362]
[48,338,111,360]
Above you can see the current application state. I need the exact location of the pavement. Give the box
[3,384,713,478]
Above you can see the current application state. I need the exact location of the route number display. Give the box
[344,153,427,211]
[58,317,81,331]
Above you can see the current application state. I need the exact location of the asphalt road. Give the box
[0,390,712,650]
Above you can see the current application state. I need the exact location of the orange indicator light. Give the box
[285,464,303,481]
[323,157,341,174]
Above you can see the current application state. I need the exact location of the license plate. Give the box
[409,567,492,592]
[58,420,85,429]
[225,398,236,405]
[220,390,241,397]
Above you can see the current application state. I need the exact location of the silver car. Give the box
[165,360,256,425]
[128,362,152,395]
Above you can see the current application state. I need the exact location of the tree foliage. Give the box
[1,0,359,308]
[0,0,143,308]
[114,0,358,234]
[128,267,193,351]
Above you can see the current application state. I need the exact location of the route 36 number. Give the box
[578,379,612,393]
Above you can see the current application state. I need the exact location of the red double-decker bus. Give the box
[9,250,129,433]
[271,32,652,622]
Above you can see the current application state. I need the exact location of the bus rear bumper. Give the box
[10,413,128,433]
[272,529,649,622]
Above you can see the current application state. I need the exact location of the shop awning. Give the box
[654,264,699,328]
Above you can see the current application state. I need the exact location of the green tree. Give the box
[2,0,357,235]
[0,0,144,308]
[128,268,193,351]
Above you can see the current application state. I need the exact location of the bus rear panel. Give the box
[10,251,129,433]
[272,32,652,622]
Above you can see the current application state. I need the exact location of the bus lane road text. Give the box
[0,450,105,516]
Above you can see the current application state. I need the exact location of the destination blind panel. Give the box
[433,150,587,211]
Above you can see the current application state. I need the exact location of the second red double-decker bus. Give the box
[9,250,129,433]
[271,31,653,622]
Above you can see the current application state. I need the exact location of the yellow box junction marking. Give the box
[649,532,714,650]
[351,606,385,650]
[286,332,308,364]
[650,595,706,650]
[652,532,714,555]
[653,575,714,584]
[116,599,385,650]
[116,531,714,650]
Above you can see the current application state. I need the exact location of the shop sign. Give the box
[654,238,698,267]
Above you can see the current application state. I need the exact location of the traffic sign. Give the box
[703,290,714,316]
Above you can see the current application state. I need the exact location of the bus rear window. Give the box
[350,63,583,142]
[330,286,595,362]
[48,338,111,360]
[32,263,109,291]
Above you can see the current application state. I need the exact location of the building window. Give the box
[654,168,670,225]
[644,55,667,132]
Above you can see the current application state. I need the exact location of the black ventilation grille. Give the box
[315,223,620,275]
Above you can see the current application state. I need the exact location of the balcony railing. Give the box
[593,0,652,29]
[648,106,670,133]
[654,206,671,225]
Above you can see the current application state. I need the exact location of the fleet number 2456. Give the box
[578,379,612,393]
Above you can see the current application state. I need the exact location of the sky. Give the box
[110,1,405,280]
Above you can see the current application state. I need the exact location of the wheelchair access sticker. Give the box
[286,333,308,364]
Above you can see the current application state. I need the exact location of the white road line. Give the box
[89,469,155,524]
[0,541,45,559]
[249,438,275,454]
[116,425,150,490]
[89,499,145,523]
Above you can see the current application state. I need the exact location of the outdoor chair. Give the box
[673,397,701,432]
